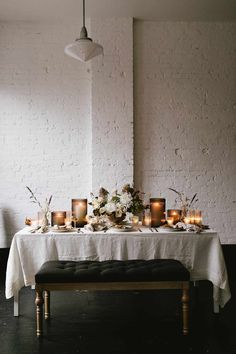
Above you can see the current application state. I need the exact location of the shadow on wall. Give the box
[0,208,17,248]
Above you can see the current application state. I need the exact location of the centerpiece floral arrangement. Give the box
[87,184,145,231]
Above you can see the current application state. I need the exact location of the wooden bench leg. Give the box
[44,291,50,320]
[182,286,189,335]
[35,288,44,337]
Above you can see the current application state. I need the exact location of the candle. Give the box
[189,210,195,224]
[72,199,87,227]
[194,210,202,225]
[51,211,66,226]
[142,210,152,227]
[167,217,174,227]
[150,198,166,227]
[167,209,181,225]
[184,217,191,224]
[131,215,139,228]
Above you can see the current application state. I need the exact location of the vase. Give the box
[38,210,50,228]
[108,213,126,225]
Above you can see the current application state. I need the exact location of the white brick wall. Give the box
[91,18,133,192]
[134,21,236,243]
[0,20,235,245]
[0,22,92,246]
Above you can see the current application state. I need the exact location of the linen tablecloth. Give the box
[5,228,231,310]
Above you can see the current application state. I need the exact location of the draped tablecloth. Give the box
[5,228,231,310]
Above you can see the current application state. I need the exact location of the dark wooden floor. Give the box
[0,246,235,354]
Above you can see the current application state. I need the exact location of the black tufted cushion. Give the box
[35,260,190,283]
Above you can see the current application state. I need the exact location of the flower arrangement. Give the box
[89,184,145,225]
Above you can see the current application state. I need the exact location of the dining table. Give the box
[5,226,231,316]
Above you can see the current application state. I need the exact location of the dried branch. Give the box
[26,186,43,209]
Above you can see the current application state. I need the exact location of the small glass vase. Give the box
[38,211,50,228]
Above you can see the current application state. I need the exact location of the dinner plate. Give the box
[110,226,135,232]
[51,228,75,233]
[158,227,185,232]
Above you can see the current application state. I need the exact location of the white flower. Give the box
[120,192,132,207]
[105,202,117,214]
[92,199,101,209]
[98,196,105,203]
[99,207,106,214]
[115,209,123,217]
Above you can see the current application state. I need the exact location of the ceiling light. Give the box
[64,0,103,63]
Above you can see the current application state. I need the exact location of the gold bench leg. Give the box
[45,291,50,320]
[182,286,189,335]
[35,288,44,337]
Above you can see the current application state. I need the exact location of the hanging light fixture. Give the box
[64,0,103,62]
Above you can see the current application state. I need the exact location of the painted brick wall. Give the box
[0,22,92,246]
[134,21,236,243]
[91,18,133,193]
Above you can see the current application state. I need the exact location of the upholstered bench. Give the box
[35,259,190,337]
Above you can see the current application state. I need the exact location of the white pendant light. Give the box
[64,0,103,62]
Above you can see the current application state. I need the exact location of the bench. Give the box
[35,259,190,337]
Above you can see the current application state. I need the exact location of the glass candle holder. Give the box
[150,198,166,227]
[65,211,72,227]
[167,209,181,225]
[72,199,87,227]
[167,217,174,227]
[194,210,202,225]
[189,210,195,224]
[130,215,139,228]
[51,211,66,226]
[142,209,151,227]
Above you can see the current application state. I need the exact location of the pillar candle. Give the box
[150,198,166,227]
[51,211,66,226]
[72,199,87,227]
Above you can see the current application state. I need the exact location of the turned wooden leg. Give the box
[44,291,50,320]
[182,286,189,335]
[35,288,44,337]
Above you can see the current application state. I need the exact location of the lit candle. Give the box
[51,211,66,226]
[194,210,202,225]
[167,209,181,224]
[131,215,139,228]
[189,210,195,224]
[167,217,174,227]
[184,217,191,224]
[72,199,87,227]
[150,198,166,227]
[142,211,152,227]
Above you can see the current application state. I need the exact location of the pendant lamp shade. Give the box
[64,0,103,62]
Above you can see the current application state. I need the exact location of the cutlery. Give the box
[154,228,159,232]
[138,228,142,232]
[149,228,154,232]
[77,228,84,233]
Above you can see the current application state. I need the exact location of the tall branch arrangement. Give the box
[26,186,52,212]
[169,187,198,217]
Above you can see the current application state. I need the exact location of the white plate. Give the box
[110,226,135,232]
[51,228,75,233]
[158,227,185,232]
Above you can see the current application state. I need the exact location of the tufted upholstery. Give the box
[35,259,190,283]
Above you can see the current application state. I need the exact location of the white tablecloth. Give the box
[5,228,231,309]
